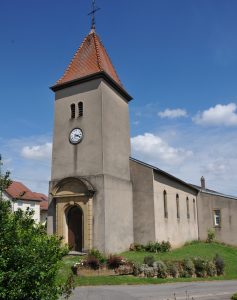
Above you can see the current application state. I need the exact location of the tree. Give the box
[0,154,12,200]
[0,155,74,300]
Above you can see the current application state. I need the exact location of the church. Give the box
[47,24,237,254]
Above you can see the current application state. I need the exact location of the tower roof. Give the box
[55,29,122,88]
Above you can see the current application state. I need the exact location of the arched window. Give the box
[78,102,83,117]
[71,104,75,118]
[193,199,196,221]
[186,197,190,219]
[163,190,168,218]
[176,194,180,219]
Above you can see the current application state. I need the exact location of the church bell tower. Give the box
[47,26,134,253]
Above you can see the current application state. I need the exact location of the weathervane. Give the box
[88,0,101,30]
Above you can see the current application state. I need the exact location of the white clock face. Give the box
[69,128,83,144]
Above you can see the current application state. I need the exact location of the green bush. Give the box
[181,259,195,278]
[213,254,225,275]
[129,243,145,252]
[206,228,216,243]
[166,261,179,278]
[0,200,71,300]
[231,293,237,300]
[143,255,155,267]
[143,266,156,278]
[88,248,106,264]
[154,260,168,278]
[193,257,207,277]
[130,241,171,253]
[206,260,216,277]
[160,241,171,252]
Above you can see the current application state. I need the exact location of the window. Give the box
[214,210,221,227]
[176,194,180,219]
[163,190,168,218]
[30,203,35,207]
[71,104,75,118]
[186,197,190,219]
[78,102,83,117]
[18,201,23,207]
[193,199,196,221]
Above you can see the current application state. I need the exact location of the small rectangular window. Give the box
[214,210,221,227]
[30,203,35,207]
[18,201,23,206]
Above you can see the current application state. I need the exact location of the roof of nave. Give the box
[191,184,237,200]
[130,157,198,193]
[130,157,237,200]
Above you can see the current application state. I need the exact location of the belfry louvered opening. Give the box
[71,104,76,118]
[78,102,83,117]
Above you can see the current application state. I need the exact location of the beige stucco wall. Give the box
[130,160,156,244]
[153,172,198,247]
[197,192,237,246]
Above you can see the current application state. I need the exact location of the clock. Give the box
[69,128,83,144]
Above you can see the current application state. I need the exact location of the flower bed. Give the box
[71,249,225,279]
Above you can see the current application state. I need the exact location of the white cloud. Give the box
[158,108,187,119]
[21,143,52,160]
[131,133,192,165]
[193,103,237,126]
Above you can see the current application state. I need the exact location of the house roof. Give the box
[191,184,237,200]
[5,181,48,209]
[130,157,198,193]
[53,29,122,89]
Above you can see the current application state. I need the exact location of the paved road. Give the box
[69,280,237,300]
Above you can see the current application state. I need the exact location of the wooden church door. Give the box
[68,206,83,251]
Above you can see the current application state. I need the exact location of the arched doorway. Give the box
[67,206,83,251]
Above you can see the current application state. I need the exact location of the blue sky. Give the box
[1,0,237,195]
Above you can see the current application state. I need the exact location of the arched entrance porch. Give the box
[51,177,95,252]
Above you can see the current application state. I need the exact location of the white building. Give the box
[3,181,48,224]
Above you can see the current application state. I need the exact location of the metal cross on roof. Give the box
[88,0,101,30]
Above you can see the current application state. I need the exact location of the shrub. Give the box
[107,255,124,269]
[143,266,156,278]
[115,263,134,275]
[129,243,144,252]
[145,241,159,252]
[206,228,216,243]
[231,293,237,300]
[144,255,155,267]
[0,200,71,300]
[133,263,143,276]
[213,254,225,275]
[154,260,168,278]
[160,241,171,252]
[166,261,179,278]
[182,259,195,277]
[206,260,216,277]
[193,257,207,277]
[88,248,106,264]
[85,255,100,270]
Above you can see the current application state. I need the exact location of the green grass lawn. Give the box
[57,242,237,286]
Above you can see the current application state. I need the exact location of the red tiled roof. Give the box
[6,181,48,208]
[34,192,48,211]
[55,29,122,87]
